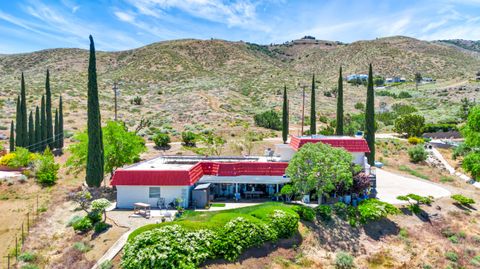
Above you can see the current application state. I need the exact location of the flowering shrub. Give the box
[269,210,299,237]
[122,225,217,269]
[0,153,16,166]
[214,217,277,261]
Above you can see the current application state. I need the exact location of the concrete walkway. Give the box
[376,168,451,204]
[430,147,480,188]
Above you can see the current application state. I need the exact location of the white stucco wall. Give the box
[116,185,190,209]
[352,152,365,167]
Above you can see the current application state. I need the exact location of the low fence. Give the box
[2,194,43,269]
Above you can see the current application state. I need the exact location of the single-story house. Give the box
[111,135,371,209]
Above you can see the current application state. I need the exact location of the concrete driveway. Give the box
[376,169,451,204]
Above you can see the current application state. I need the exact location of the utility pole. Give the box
[112,82,119,121]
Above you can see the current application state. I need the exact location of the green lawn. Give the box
[128,202,297,241]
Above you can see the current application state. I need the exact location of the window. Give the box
[149,187,160,198]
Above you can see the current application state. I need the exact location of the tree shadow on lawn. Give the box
[201,230,303,268]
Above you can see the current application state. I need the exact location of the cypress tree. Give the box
[45,69,54,149]
[58,96,64,150]
[336,66,344,135]
[54,108,59,149]
[365,64,376,166]
[35,106,40,152]
[282,85,289,144]
[20,73,28,147]
[15,95,21,147]
[41,95,47,151]
[28,111,34,150]
[86,35,104,187]
[9,121,14,152]
[310,74,316,134]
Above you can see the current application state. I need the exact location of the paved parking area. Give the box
[376,168,451,204]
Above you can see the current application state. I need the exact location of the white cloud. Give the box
[115,11,136,23]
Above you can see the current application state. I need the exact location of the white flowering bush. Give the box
[121,225,217,269]
[91,198,111,212]
[213,217,277,261]
[269,209,299,238]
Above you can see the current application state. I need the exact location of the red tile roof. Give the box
[289,136,370,153]
[111,161,288,186]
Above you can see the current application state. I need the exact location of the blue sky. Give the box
[1,0,480,53]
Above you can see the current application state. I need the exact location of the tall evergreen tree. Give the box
[9,121,14,152]
[15,95,21,147]
[20,73,28,147]
[28,111,34,149]
[45,69,54,149]
[86,35,104,187]
[336,66,344,135]
[40,95,47,151]
[310,74,316,134]
[58,96,64,150]
[365,64,376,166]
[282,85,289,144]
[54,108,59,149]
[35,106,40,152]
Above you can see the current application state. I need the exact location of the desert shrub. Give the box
[392,104,418,115]
[335,251,355,269]
[316,205,332,221]
[181,131,197,146]
[354,102,365,110]
[452,143,472,160]
[122,225,218,269]
[253,110,282,130]
[471,255,480,267]
[73,242,91,253]
[376,111,397,126]
[67,215,83,227]
[397,194,433,214]
[397,91,412,98]
[407,136,424,145]
[451,194,475,206]
[333,202,348,219]
[291,205,315,221]
[99,260,113,269]
[152,132,170,148]
[445,251,458,262]
[357,199,399,223]
[2,147,32,168]
[394,114,425,137]
[72,217,93,233]
[215,217,277,261]
[33,148,59,186]
[87,211,102,223]
[0,153,16,166]
[131,96,143,105]
[94,222,110,233]
[408,145,428,163]
[18,252,36,262]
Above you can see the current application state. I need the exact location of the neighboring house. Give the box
[422,77,434,83]
[111,135,371,208]
[346,74,368,81]
[385,77,406,83]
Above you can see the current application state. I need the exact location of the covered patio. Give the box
[198,175,290,201]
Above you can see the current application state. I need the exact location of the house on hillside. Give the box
[347,74,368,82]
[111,135,372,209]
[385,76,406,83]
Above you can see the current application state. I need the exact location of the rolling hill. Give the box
[0,36,479,139]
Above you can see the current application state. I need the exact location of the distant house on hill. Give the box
[347,74,368,81]
[422,77,434,83]
[385,77,406,83]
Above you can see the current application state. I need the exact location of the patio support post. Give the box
[276,184,279,201]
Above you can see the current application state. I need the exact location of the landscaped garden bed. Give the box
[123,202,304,269]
